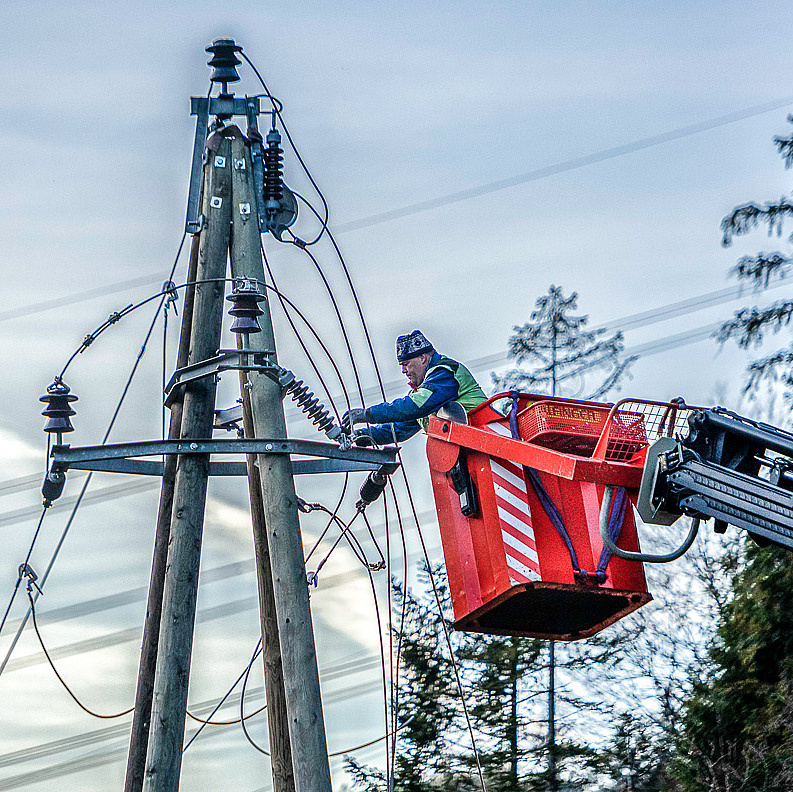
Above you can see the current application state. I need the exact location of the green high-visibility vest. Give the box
[409,356,486,432]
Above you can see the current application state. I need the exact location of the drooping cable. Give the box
[240,52,330,242]
[398,465,488,792]
[290,241,366,406]
[183,638,263,753]
[0,236,189,678]
[239,637,269,755]
[260,240,350,420]
[28,590,134,719]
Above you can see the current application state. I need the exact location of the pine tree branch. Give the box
[730,252,792,287]
[714,301,793,348]
[720,198,793,246]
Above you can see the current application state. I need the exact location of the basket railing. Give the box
[591,398,698,461]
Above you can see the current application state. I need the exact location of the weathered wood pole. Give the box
[142,131,232,792]
[228,132,332,792]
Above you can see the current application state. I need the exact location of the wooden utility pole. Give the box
[124,235,201,792]
[240,388,296,792]
[141,133,232,792]
[228,133,332,792]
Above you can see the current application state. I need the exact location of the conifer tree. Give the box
[495,285,635,400]
[669,114,793,792]
[345,574,459,792]
[493,284,636,791]
[716,115,793,397]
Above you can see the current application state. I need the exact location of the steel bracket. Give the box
[50,438,398,478]
[164,349,279,407]
[186,95,263,234]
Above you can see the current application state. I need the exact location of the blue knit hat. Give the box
[396,330,434,362]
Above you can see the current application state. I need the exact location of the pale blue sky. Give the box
[2,2,793,790]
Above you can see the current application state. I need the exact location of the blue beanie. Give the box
[396,330,434,362]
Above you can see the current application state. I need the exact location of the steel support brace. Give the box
[669,460,793,548]
[163,348,278,406]
[50,438,397,476]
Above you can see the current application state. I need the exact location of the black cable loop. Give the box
[240,52,330,241]
[1,236,189,679]
[240,637,269,755]
[360,511,386,570]
[28,590,135,719]
[291,242,367,408]
[304,475,350,565]
[183,637,263,753]
[288,191,329,247]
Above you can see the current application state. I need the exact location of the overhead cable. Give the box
[333,95,793,233]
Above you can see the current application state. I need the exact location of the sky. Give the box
[3,1,793,790]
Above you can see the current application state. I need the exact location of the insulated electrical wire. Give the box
[28,591,134,719]
[0,233,189,678]
[240,52,330,244]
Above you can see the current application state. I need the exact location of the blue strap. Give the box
[594,485,628,582]
[507,393,587,581]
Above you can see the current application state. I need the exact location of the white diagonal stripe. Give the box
[494,483,531,517]
[487,421,512,437]
[491,460,526,492]
[505,553,541,581]
[500,524,540,563]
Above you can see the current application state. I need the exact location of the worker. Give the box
[343,330,487,445]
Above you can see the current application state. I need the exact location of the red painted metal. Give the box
[427,393,696,641]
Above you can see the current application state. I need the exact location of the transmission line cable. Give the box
[260,239,351,419]
[28,590,134,719]
[0,234,188,678]
[183,638,263,753]
[333,94,793,233]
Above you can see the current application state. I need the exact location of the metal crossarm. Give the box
[51,438,398,477]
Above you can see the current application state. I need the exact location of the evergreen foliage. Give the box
[669,113,793,792]
[494,285,635,399]
[670,546,793,790]
[345,573,459,792]
[717,115,793,399]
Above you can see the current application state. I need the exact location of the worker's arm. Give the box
[365,367,459,424]
[365,418,423,445]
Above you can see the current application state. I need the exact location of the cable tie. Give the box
[296,497,322,513]
[107,311,122,324]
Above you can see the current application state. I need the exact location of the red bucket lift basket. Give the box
[426,393,693,641]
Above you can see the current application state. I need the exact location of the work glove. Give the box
[351,430,374,448]
[342,407,369,433]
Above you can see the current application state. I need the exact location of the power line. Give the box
[0,669,387,788]
[4,96,792,327]
[333,95,793,233]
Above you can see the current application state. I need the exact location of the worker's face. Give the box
[401,352,432,388]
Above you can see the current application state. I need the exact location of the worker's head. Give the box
[396,330,434,387]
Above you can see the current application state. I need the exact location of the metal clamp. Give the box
[164,349,279,407]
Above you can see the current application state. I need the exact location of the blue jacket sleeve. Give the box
[366,419,422,445]
[365,366,459,424]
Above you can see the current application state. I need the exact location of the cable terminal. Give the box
[19,564,42,596]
